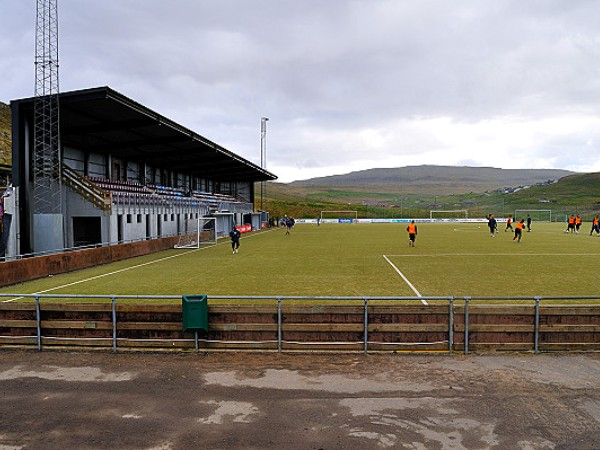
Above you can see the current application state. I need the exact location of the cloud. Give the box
[2,0,600,182]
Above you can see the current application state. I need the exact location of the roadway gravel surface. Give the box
[0,350,599,449]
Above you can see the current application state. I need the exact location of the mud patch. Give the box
[580,398,600,423]
[516,439,556,449]
[433,355,600,389]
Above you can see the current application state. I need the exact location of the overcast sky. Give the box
[2,1,600,182]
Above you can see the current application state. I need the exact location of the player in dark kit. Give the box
[229,226,241,254]
[487,214,497,237]
[591,215,600,236]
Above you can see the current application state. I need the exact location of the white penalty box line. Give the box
[382,255,428,305]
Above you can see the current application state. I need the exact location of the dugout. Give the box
[211,212,235,238]
[9,87,277,257]
[244,212,265,230]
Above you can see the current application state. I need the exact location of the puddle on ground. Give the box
[203,368,435,393]
[198,400,259,424]
[0,365,133,382]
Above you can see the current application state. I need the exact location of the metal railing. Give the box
[0,293,598,354]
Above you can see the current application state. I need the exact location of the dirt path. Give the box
[0,351,599,449]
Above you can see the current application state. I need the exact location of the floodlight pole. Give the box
[34,0,63,216]
[260,117,269,210]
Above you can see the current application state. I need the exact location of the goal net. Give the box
[320,210,358,223]
[430,210,468,220]
[514,209,552,223]
[174,217,217,248]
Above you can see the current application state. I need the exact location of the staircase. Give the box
[62,165,112,213]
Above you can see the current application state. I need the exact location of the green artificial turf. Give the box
[1,222,598,300]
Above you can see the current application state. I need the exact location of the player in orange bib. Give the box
[505,215,513,232]
[513,219,525,242]
[565,215,576,233]
[406,220,418,247]
[575,214,582,234]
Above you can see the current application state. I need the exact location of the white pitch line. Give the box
[2,229,273,303]
[382,255,427,305]
[2,248,198,302]
[384,253,600,257]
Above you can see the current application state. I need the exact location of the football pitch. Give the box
[1,222,599,300]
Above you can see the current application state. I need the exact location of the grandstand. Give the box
[5,87,276,257]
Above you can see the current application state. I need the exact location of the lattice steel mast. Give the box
[33,0,62,214]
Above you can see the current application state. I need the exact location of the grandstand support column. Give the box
[260,117,268,210]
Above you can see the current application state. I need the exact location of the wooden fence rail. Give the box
[1,296,599,353]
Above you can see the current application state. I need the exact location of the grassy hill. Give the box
[263,165,577,218]
[0,101,10,166]
[288,165,574,195]
[263,170,600,220]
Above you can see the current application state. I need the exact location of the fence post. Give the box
[111,296,117,353]
[277,297,282,353]
[35,296,41,352]
[464,297,470,355]
[448,297,454,354]
[364,298,369,354]
[534,297,541,355]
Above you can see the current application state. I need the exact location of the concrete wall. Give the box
[64,188,110,247]
[0,236,178,287]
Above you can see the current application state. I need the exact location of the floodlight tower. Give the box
[33,0,62,216]
[260,117,269,210]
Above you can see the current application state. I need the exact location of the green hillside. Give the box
[500,172,600,211]
[263,165,579,219]
[263,171,600,220]
[0,101,10,166]
[290,165,573,195]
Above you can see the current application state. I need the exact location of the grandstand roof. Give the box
[12,86,277,182]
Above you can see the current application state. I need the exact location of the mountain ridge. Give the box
[285,165,576,195]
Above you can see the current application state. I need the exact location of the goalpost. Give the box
[514,209,552,223]
[320,210,358,223]
[430,210,468,220]
[174,217,217,248]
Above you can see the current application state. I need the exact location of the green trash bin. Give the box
[182,295,208,333]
